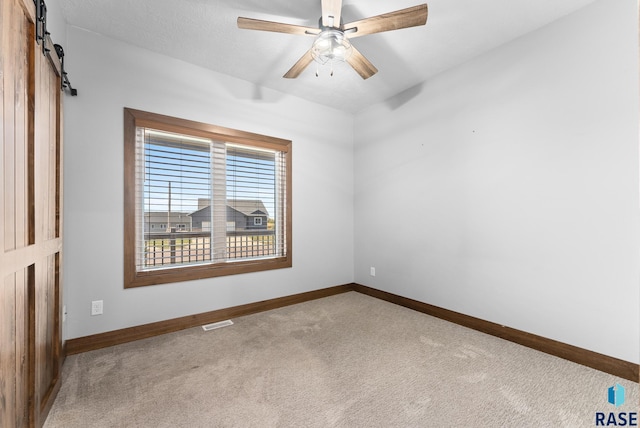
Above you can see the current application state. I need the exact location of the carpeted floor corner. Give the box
[45,292,639,427]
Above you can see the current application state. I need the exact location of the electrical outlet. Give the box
[91,300,103,316]
[370,267,376,277]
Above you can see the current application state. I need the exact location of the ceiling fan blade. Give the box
[343,4,428,38]
[347,46,378,79]
[321,0,343,28]
[238,17,319,36]
[283,49,314,78]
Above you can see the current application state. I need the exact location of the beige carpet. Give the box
[45,292,638,427]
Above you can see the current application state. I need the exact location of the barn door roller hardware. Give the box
[34,0,78,96]
[54,44,78,96]
[34,0,49,54]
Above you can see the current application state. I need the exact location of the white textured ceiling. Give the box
[56,0,598,113]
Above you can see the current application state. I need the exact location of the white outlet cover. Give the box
[91,300,103,316]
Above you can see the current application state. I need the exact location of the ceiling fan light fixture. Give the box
[311,29,352,65]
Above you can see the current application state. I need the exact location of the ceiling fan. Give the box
[237,1,428,79]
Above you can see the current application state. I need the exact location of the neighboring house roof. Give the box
[228,199,268,217]
[189,199,269,218]
[188,205,210,218]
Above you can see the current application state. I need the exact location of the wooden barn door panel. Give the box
[3,0,32,255]
[1,0,35,425]
[1,270,30,428]
[1,0,64,426]
[35,254,61,415]
[33,41,63,421]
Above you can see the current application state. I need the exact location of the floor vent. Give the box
[202,320,234,331]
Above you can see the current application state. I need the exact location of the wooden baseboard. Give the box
[65,284,354,355]
[352,283,639,382]
[64,282,638,382]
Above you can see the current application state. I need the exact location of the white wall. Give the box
[44,0,67,48]
[62,27,354,339]
[354,0,639,363]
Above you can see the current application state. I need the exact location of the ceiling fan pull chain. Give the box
[316,63,319,77]
[330,61,334,77]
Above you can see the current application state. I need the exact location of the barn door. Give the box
[1,0,64,426]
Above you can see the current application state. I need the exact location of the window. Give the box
[124,108,292,288]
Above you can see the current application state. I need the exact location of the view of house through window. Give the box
[124,108,291,287]
[138,129,285,269]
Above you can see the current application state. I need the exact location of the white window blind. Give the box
[135,127,287,272]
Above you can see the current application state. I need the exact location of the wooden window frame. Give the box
[123,108,292,288]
